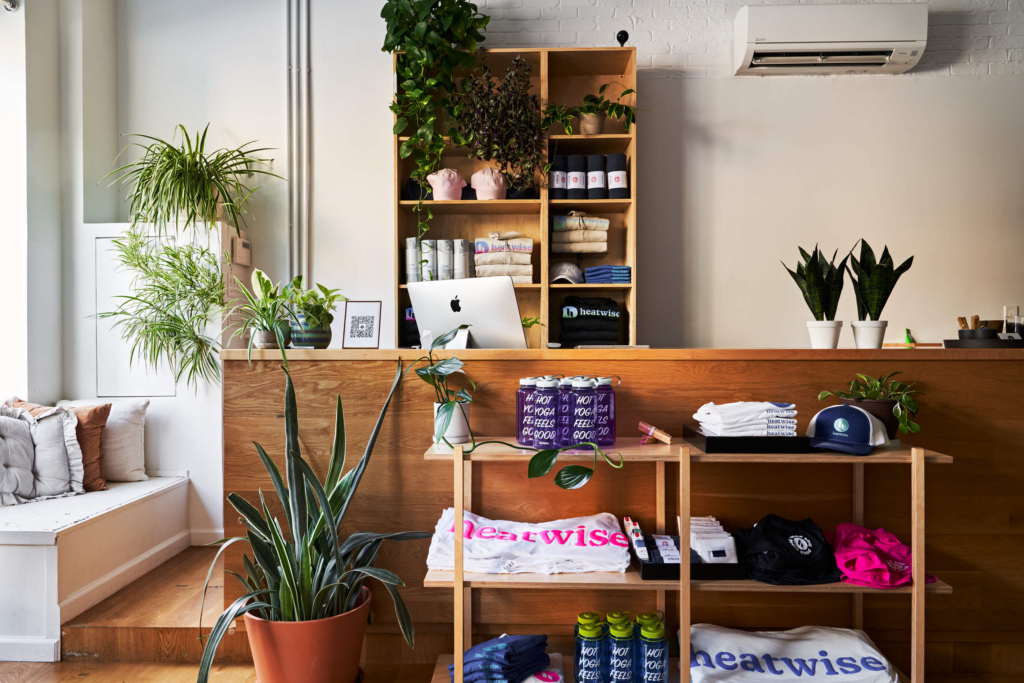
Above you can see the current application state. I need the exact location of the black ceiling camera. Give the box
[616,30,629,47]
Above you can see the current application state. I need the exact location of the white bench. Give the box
[0,477,189,662]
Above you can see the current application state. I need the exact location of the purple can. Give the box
[516,377,538,446]
[595,377,617,446]
[532,379,560,448]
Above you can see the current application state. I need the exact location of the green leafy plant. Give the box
[230,269,298,365]
[196,365,431,682]
[104,124,278,235]
[454,55,547,192]
[818,371,922,434]
[284,276,347,329]
[846,240,914,321]
[97,230,227,388]
[782,246,850,321]
[541,104,577,136]
[521,316,542,329]
[403,326,476,441]
[576,82,637,131]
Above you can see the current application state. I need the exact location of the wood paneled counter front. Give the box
[222,348,1024,681]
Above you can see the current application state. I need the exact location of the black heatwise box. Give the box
[632,535,745,581]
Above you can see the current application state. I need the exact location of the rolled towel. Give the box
[474,251,533,266]
[567,154,586,200]
[552,241,607,254]
[607,153,629,199]
[552,214,609,232]
[552,230,609,243]
[586,154,607,200]
[549,155,568,200]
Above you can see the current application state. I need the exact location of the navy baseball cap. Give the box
[806,404,889,455]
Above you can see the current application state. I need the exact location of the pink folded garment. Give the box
[833,523,936,589]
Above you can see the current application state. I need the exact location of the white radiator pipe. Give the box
[287,0,311,281]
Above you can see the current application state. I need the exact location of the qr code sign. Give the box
[349,316,376,339]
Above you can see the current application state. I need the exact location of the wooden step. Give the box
[61,547,252,663]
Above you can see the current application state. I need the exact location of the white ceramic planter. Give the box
[807,320,843,349]
[433,402,471,445]
[852,320,888,349]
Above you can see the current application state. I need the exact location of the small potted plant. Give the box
[231,269,297,359]
[574,82,637,136]
[284,276,347,349]
[197,366,429,683]
[783,246,850,349]
[403,326,475,446]
[818,371,921,438]
[846,240,914,349]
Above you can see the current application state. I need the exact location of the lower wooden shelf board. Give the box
[431,654,683,683]
[423,569,951,594]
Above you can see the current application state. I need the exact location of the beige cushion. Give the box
[58,399,149,482]
[0,415,37,504]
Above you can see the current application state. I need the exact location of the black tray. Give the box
[631,536,745,581]
[943,339,1024,349]
[684,427,813,454]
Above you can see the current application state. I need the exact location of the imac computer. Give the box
[407,277,527,349]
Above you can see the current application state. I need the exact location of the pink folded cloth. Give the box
[833,523,936,589]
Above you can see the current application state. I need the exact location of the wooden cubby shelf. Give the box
[394,46,638,348]
[430,655,683,683]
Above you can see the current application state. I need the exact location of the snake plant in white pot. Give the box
[847,240,914,349]
[783,246,850,349]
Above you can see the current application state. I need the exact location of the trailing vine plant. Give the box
[381,0,489,277]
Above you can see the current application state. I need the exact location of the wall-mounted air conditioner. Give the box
[734,4,928,76]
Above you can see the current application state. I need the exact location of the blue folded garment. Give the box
[448,635,548,670]
[585,278,632,284]
[450,653,551,682]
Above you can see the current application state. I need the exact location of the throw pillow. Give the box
[6,398,110,491]
[1,405,85,499]
[0,415,36,505]
[58,399,149,482]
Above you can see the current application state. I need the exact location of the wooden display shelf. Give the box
[430,654,683,683]
[547,133,633,154]
[399,283,542,291]
[424,569,952,595]
[550,198,632,212]
[424,437,681,462]
[549,283,633,289]
[398,199,541,215]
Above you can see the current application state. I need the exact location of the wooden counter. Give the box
[222,348,1024,681]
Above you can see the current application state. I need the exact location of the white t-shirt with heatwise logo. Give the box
[427,508,630,574]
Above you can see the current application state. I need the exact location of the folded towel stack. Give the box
[474,231,534,284]
[549,155,568,200]
[584,265,631,284]
[448,634,550,683]
[551,211,608,254]
[693,401,798,437]
[607,153,629,199]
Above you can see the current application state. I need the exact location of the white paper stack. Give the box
[689,516,737,564]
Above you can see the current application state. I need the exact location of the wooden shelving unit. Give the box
[393,47,638,348]
[425,439,951,683]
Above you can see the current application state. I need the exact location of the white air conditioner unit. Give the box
[734,4,928,76]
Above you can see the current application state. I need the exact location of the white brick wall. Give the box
[478,0,1024,76]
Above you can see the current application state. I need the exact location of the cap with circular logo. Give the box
[806,404,889,456]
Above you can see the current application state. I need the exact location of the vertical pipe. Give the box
[286,0,298,278]
[298,0,311,282]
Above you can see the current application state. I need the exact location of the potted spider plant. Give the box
[197,365,429,683]
[783,246,850,349]
[847,240,914,349]
[283,276,347,349]
[230,269,297,359]
[818,371,921,438]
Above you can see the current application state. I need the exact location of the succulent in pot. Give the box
[284,276,347,349]
[197,365,430,683]
[846,240,914,349]
[230,269,298,364]
[818,371,921,438]
[783,245,850,349]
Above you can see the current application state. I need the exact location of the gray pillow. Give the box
[31,407,84,497]
[0,415,36,505]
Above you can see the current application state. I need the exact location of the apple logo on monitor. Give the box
[450,296,462,313]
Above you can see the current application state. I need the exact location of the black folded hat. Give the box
[550,154,568,199]
[607,153,629,199]
[587,154,607,200]
[567,154,587,200]
[732,514,842,586]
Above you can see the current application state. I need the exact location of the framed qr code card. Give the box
[342,301,383,349]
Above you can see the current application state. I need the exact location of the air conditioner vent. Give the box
[750,50,893,67]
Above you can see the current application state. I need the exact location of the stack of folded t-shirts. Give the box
[584,265,631,284]
[559,296,622,348]
[551,211,608,254]
[448,635,550,683]
[693,401,798,436]
[474,231,534,284]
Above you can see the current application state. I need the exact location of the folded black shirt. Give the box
[733,514,842,586]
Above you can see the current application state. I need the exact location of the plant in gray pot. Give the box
[230,269,297,364]
[818,371,921,439]
[783,246,850,349]
[284,277,346,349]
[846,240,914,349]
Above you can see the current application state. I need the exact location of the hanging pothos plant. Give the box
[381,0,490,246]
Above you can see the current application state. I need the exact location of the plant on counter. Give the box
[402,326,623,490]
[543,82,637,137]
[230,269,299,364]
[845,240,914,349]
[783,245,851,349]
[284,276,347,349]
[454,55,547,196]
[104,123,278,235]
[196,365,431,683]
[818,371,921,436]
[97,230,228,388]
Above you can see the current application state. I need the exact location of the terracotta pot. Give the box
[579,113,606,135]
[839,397,900,439]
[244,586,372,683]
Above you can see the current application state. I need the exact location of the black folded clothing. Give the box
[559,296,622,348]
[561,317,620,334]
[567,154,587,200]
[561,332,620,348]
[607,153,629,199]
[401,179,433,201]
[586,154,607,200]
[550,154,568,200]
[732,514,842,586]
